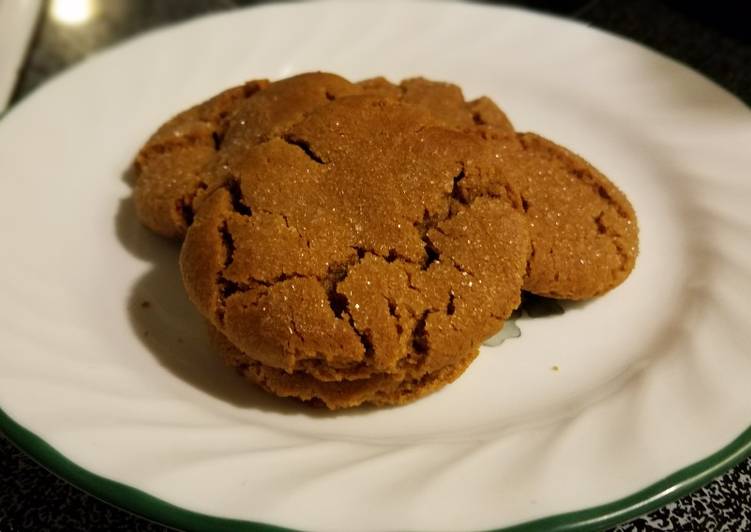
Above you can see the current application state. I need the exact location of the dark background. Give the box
[1,1,749,531]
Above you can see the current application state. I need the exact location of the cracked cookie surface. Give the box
[133,79,269,238]
[357,76,515,134]
[494,133,639,299]
[180,95,531,408]
[133,72,515,239]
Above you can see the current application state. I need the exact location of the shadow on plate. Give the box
[115,176,375,419]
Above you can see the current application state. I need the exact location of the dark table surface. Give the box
[1,1,750,531]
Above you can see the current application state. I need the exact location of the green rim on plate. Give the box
[2,405,749,531]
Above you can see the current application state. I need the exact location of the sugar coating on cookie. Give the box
[133,80,268,238]
[180,95,531,408]
[133,72,514,239]
[134,73,359,239]
[503,133,638,299]
[358,76,515,134]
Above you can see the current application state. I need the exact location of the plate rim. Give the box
[2,406,749,531]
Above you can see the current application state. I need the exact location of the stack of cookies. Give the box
[132,72,638,409]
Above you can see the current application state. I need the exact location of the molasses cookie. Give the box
[180,95,531,408]
[507,132,638,299]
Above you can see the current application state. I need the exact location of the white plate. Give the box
[1,2,750,531]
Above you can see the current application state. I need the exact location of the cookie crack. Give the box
[384,296,405,338]
[526,241,536,280]
[521,194,530,213]
[219,221,235,268]
[422,238,440,270]
[593,182,630,220]
[483,187,520,210]
[593,211,630,273]
[241,80,267,99]
[281,213,309,247]
[471,111,486,126]
[447,163,520,212]
[176,185,204,227]
[411,309,432,357]
[611,241,630,274]
[211,131,223,151]
[350,245,420,266]
[451,167,467,204]
[318,252,378,358]
[227,177,252,216]
[324,260,374,356]
[216,219,314,321]
[216,221,242,324]
[282,134,326,164]
[288,318,306,345]
[252,272,311,287]
[446,290,456,316]
[218,277,252,301]
[344,311,374,358]
[594,211,607,235]
[217,272,315,322]
[414,164,520,272]
[414,208,445,270]
[320,255,358,318]
[449,259,478,280]
[402,270,427,301]
[254,207,311,248]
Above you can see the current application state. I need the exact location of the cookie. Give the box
[503,133,639,299]
[133,79,268,238]
[209,321,479,409]
[134,72,516,239]
[180,95,531,408]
